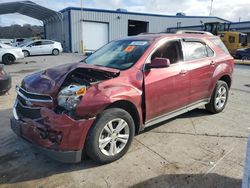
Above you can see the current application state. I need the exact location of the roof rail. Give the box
[176,30,214,36]
[138,32,158,35]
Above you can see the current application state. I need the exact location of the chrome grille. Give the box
[13,86,53,120]
[17,86,52,103]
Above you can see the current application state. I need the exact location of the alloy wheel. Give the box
[53,49,59,55]
[99,118,130,156]
[4,55,14,64]
[215,86,227,109]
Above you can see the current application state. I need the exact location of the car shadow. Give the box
[130,173,241,188]
[142,108,211,133]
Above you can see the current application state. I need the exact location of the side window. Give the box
[210,38,229,54]
[184,41,208,61]
[42,41,54,45]
[150,40,182,64]
[33,41,42,46]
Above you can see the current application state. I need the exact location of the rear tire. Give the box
[52,49,59,56]
[205,80,229,114]
[85,108,135,164]
[2,54,15,65]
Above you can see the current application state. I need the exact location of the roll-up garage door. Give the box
[82,21,109,51]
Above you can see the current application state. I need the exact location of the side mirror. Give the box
[85,51,94,57]
[145,57,170,70]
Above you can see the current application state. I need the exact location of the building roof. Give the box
[60,7,230,22]
[0,1,62,23]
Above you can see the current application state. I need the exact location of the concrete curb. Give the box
[234,60,250,65]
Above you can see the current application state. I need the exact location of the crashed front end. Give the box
[10,63,119,163]
[11,86,94,163]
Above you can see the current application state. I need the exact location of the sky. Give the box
[0,0,250,26]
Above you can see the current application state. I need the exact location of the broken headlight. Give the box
[57,85,87,111]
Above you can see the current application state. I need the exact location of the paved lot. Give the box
[0,54,250,188]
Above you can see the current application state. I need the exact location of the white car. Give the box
[0,43,24,65]
[21,40,63,57]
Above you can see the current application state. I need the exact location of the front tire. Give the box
[2,54,15,65]
[85,108,135,164]
[205,80,229,113]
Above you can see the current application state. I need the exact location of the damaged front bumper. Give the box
[11,106,95,163]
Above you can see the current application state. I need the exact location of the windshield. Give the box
[84,40,151,70]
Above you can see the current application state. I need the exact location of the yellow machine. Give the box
[218,31,248,54]
[204,22,248,55]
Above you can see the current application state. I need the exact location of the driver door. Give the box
[29,41,42,55]
[144,39,190,122]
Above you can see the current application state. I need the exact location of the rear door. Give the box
[144,39,190,122]
[41,40,54,54]
[182,39,215,104]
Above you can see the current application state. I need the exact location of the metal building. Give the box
[45,7,229,53]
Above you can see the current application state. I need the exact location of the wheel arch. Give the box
[2,53,16,60]
[105,100,141,135]
[218,74,231,89]
[22,50,30,56]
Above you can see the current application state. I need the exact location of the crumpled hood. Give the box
[21,62,120,96]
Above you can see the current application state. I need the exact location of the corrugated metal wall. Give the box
[45,11,70,52]
[46,8,227,52]
[70,9,225,53]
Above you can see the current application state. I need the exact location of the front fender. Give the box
[76,81,143,118]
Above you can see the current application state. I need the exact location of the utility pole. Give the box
[209,0,213,16]
[80,0,84,53]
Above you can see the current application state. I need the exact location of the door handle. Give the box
[180,69,188,74]
[210,60,216,65]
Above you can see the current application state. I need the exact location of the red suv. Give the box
[11,33,234,163]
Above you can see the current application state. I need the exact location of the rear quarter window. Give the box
[183,41,212,61]
[210,38,229,54]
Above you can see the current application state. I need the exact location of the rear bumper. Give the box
[10,107,95,163]
[0,75,11,94]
